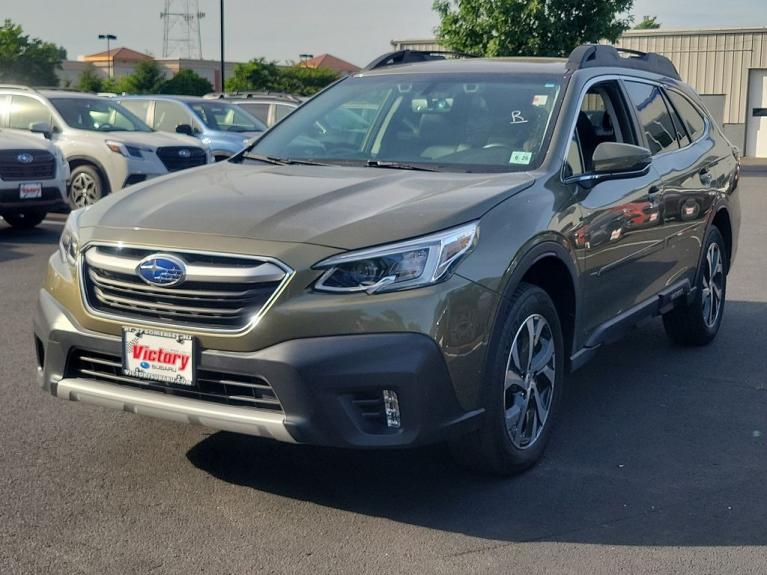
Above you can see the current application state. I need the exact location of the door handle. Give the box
[699,168,713,185]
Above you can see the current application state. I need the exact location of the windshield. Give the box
[189,101,266,133]
[50,98,152,132]
[248,73,562,172]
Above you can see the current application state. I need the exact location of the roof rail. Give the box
[0,84,35,92]
[364,49,475,71]
[203,91,302,103]
[567,44,681,80]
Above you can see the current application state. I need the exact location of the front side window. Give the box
[565,81,636,176]
[239,102,269,124]
[153,100,196,133]
[49,98,152,132]
[189,101,266,133]
[624,81,679,155]
[8,96,51,130]
[248,73,563,172]
[118,99,152,124]
[665,89,706,143]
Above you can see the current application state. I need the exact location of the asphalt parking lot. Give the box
[1,173,766,574]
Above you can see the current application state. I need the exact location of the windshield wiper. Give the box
[241,153,288,165]
[241,153,330,167]
[366,160,439,172]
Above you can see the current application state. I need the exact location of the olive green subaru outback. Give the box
[35,45,740,474]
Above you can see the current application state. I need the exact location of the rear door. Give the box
[623,80,715,289]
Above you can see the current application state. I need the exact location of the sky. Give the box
[3,0,766,67]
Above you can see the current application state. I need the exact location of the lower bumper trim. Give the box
[56,377,295,442]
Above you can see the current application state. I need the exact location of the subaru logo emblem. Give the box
[16,153,33,164]
[136,254,187,287]
[178,149,191,158]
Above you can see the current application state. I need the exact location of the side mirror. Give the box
[175,123,195,137]
[592,142,652,175]
[29,121,53,140]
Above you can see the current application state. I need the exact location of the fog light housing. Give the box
[382,389,401,429]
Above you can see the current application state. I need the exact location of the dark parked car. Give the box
[36,45,740,475]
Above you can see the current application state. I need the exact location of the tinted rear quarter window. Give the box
[624,81,679,155]
[666,89,706,142]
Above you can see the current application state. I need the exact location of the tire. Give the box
[663,226,727,346]
[450,282,565,475]
[2,210,47,228]
[69,164,105,208]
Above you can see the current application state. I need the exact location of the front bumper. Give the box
[34,289,480,448]
[0,185,68,211]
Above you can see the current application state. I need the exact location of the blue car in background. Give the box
[118,95,267,161]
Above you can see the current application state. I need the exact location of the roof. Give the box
[300,54,360,74]
[360,57,567,76]
[83,47,153,63]
[119,95,214,104]
[621,25,767,37]
[38,90,106,99]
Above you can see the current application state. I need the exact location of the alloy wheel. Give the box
[70,172,99,207]
[701,242,724,328]
[504,314,556,449]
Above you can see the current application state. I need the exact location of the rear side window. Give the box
[665,90,706,142]
[624,81,679,155]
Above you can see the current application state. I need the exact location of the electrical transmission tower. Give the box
[161,0,206,59]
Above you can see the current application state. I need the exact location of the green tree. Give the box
[159,69,213,96]
[226,58,283,92]
[433,0,634,57]
[634,15,660,29]
[120,60,165,94]
[280,65,339,96]
[0,19,67,86]
[226,58,337,96]
[76,66,103,93]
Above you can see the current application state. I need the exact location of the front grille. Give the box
[0,150,56,181]
[156,146,207,172]
[67,350,283,411]
[81,245,291,331]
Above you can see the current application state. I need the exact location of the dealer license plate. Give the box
[123,327,195,386]
[19,183,42,199]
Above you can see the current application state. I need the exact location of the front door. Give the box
[565,80,667,340]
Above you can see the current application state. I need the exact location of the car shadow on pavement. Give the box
[0,225,60,263]
[187,299,767,546]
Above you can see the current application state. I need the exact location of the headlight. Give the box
[105,140,146,158]
[59,209,84,266]
[313,222,478,294]
[105,140,129,156]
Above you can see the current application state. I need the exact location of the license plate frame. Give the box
[122,327,196,387]
[19,182,43,199]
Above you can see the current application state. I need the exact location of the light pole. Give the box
[98,34,117,78]
[219,0,225,91]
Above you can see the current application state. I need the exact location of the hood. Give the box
[81,161,534,249]
[113,131,204,150]
[208,130,261,144]
[0,129,56,152]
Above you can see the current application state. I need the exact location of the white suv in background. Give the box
[0,87,213,208]
[0,128,69,228]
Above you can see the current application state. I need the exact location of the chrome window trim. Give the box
[559,73,712,183]
[77,241,295,335]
